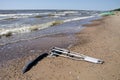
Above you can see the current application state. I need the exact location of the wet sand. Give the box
[0,12,120,80]
[0,33,77,65]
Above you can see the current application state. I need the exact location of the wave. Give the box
[0,15,94,37]
[0,12,52,20]
[46,11,79,18]
[0,11,79,20]
[0,12,52,17]
[0,21,63,37]
[60,11,78,14]
[63,16,94,23]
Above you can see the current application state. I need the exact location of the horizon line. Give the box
[0,8,110,11]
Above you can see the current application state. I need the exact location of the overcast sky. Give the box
[0,0,120,10]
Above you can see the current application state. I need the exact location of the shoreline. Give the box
[0,33,77,65]
[0,12,120,80]
[69,12,120,80]
[0,16,100,65]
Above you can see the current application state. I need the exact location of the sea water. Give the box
[0,10,102,64]
[0,10,101,45]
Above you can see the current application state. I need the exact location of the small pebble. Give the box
[77,76,80,79]
[69,71,72,74]
[30,50,35,53]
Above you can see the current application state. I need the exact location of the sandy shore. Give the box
[0,12,120,80]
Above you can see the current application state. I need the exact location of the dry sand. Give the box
[0,12,120,80]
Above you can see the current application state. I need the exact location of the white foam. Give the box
[62,11,78,14]
[0,14,31,20]
[0,13,35,17]
[0,21,59,36]
[63,16,94,23]
[0,15,95,37]
[51,11,78,17]
[0,12,53,20]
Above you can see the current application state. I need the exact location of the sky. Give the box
[0,0,120,10]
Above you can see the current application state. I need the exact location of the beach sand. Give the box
[0,12,120,80]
